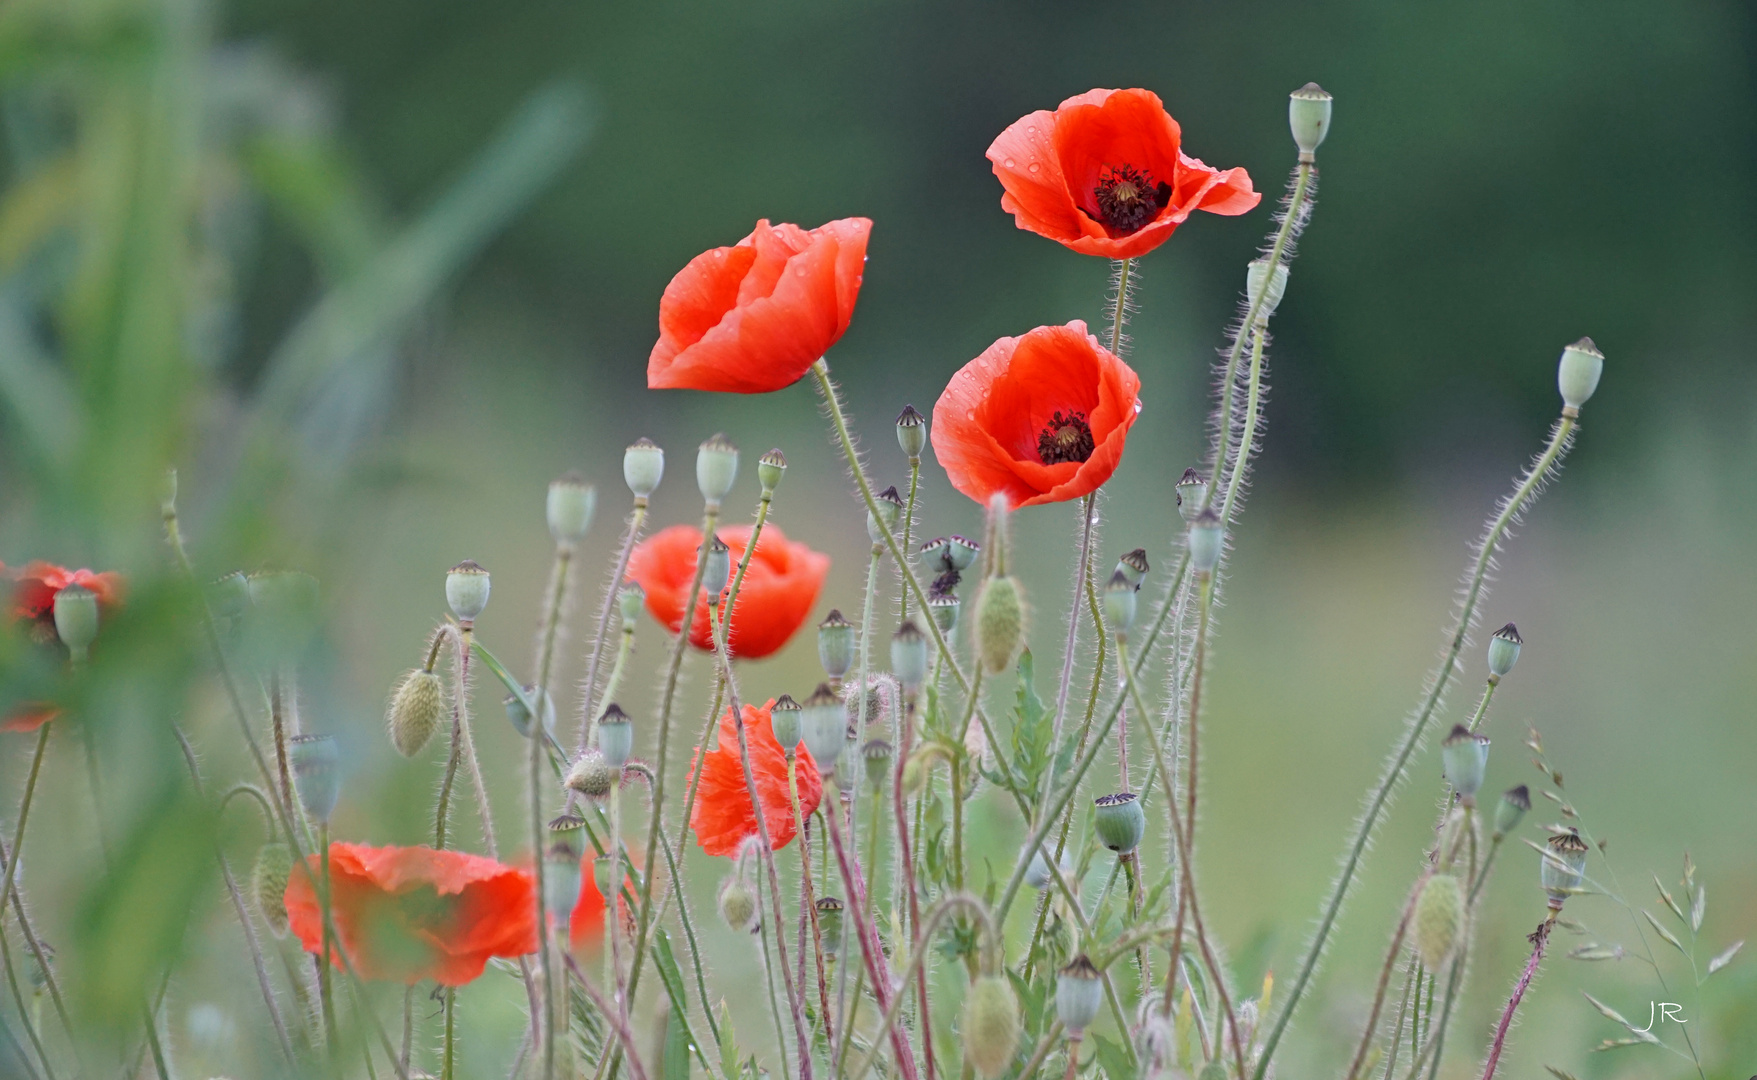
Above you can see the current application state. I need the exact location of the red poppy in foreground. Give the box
[1,705,60,734]
[932,321,1142,508]
[11,561,126,629]
[987,88,1258,259]
[627,523,829,659]
[688,700,823,857]
[284,843,537,986]
[648,217,872,393]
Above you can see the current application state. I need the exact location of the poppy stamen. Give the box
[1091,165,1172,235]
[1037,411,1096,465]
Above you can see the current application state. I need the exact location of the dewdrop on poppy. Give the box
[597,703,634,769]
[976,575,1025,674]
[289,734,341,823]
[624,438,665,499]
[1492,785,1531,840]
[445,561,491,626]
[757,449,787,497]
[868,486,904,545]
[251,842,294,935]
[1557,337,1604,414]
[1440,725,1490,803]
[387,668,444,757]
[53,583,99,659]
[1188,507,1224,574]
[817,610,855,681]
[546,473,596,544]
[962,975,1021,1079]
[1414,873,1464,967]
[1094,792,1146,854]
[1056,954,1104,1034]
[1175,468,1206,522]
[1488,623,1523,679]
[891,620,929,692]
[770,694,803,753]
[696,433,739,504]
[1288,83,1333,159]
[1103,570,1137,635]
[896,404,927,459]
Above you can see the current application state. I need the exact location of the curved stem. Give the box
[1480,921,1551,1080]
[899,457,920,624]
[822,796,918,1080]
[533,545,573,1080]
[1220,324,1267,524]
[1044,496,1098,805]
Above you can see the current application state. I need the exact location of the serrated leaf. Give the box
[1567,945,1623,962]
[1654,874,1686,924]
[1690,884,1705,932]
[718,1001,739,1080]
[1708,939,1742,975]
[1642,910,1688,957]
[1545,1067,1582,1080]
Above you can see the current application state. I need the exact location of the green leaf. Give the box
[663,1003,692,1080]
[1707,939,1742,975]
[718,1001,740,1080]
[651,928,714,1073]
[1090,1032,1133,1080]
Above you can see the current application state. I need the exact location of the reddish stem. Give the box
[1480,920,1552,1080]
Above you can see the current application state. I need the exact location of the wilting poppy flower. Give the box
[988,88,1258,259]
[648,217,871,393]
[628,523,829,660]
[11,562,126,629]
[932,321,1142,508]
[688,700,823,857]
[284,843,537,986]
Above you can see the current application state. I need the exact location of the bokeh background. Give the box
[1,0,1754,1076]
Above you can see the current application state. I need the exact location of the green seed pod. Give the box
[1094,792,1146,854]
[289,733,341,823]
[52,583,99,655]
[946,535,980,572]
[445,560,491,624]
[1557,337,1604,412]
[718,875,757,932]
[592,855,617,899]
[387,668,444,757]
[1414,873,1464,967]
[546,473,596,544]
[565,749,617,800]
[817,609,855,680]
[868,486,905,545]
[251,842,294,935]
[770,694,803,753]
[1440,725,1490,801]
[1541,829,1590,904]
[962,975,1021,1079]
[815,896,845,959]
[1102,570,1137,635]
[1288,82,1333,156]
[861,739,893,791]
[1175,468,1206,522]
[504,686,556,740]
[1055,953,1104,1034]
[1115,549,1149,590]
[1247,258,1291,319]
[597,703,634,768]
[757,448,787,497]
[623,437,665,499]
[696,433,739,504]
[1188,508,1224,575]
[929,593,961,636]
[1487,623,1522,679]
[891,620,929,692]
[800,684,847,774]
[1492,784,1531,840]
[896,404,927,459]
[544,838,582,931]
[618,584,645,630]
[975,576,1025,675]
[919,536,952,571]
[702,534,732,601]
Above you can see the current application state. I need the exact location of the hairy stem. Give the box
[1480,921,1551,1080]
[578,503,649,753]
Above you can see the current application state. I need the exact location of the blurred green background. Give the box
[1,0,1754,1076]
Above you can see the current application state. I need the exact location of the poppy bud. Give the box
[1557,337,1604,413]
[702,534,732,602]
[618,584,644,630]
[868,486,905,545]
[546,473,596,544]
[504,687,556,739]
[1094,792,1146,854]
[758,449,787,497]
[1414,873,1464,967]
[1116,549,1150,590]
[1492,784,1531,840]
[1487,622,1522,679]
[947,535,981,572]
[801,684,846,775]
[597,703,634,768]
[771,694,803,753]
[289,733,341,823]
[624,437,665,499]
[52,584,99,657]
[976,576,1025,675]
[387,668,444,756]
[896,404,927,459]
[817,609,856,680]
[1175,468,1206,522]
[1056,954,1104,1034]
[1103,570,1137,635]
[929,593,961,636]
[251,842,294,935]
[815,897,845,959]
[1440,725,1490,802]
[544,838,582,931]
[891,620,929,692]
[1541,829,1589,905]
[1288,82,1333,157]
[1246,258,1290,319]
[565,749,617,800]
[862,739,893,791]
[962,975,1021,1079]
[1188,508,1224,575]
[718,875,757,932]
[696,433,739,504]
[445,561,491,625]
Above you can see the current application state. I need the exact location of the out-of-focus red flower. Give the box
[568,853,635,948]
[648,218,871,393]
[1,705,60,734]
[688,700,822,857]
[932,321,1142,508]
[284,843,537,986]
[987,88,1258,259]
[627,523,829,660]
[11,562,126,628]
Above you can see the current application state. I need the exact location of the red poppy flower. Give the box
[648,217,872,393]
[11,562,126,626]
[987,88,1259,259]
[687,700,823,857]
[568,854,635,948]
[284,843,537,986]
[932,321,1142,508]
[1,705,60,734]
[627,523,829,660]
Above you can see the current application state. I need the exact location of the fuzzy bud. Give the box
[504,687,556,739]
[1094,792,1146,854]
[861,739,892,791]
[1541,829,1589,904]
[770,694,803,753]
[702,534,732,602]
[696,433,739,504]
[757,449,787,497]
[1288,82,1333,157]
[387,669,444,756]
[1188,508,1224,574]
[1056,954,1104,1033]
[1116,549,1149,591]
[718,875,757,932]
[1487,623,1522,679]
[1103,570,1137,635]
[1414,873,1464,967]
[52,583,99,656]
[896,405,927,459]
[623,438,665,499]
[1175,468,1206,522]
[947,535,980,572]
[1557,337,1604,412]
[546,473,596,544]
[289,734,341,823]
[815,896,845,958]
[868,486,904,545]
[801,684,846,775]
[929,593,961,636]
[618,585,644,630]
[1440,725,1490,802]
[817,610,855,680]
[445,561,491,624]
[890,620,929,692]
[596,703,634,769]
[1492,784,1531,840]
[565,749,617,801]
[962,975,1021,1079]
[251,842,293,935]
[1247,259,1290,319]
[975,575,1025,675]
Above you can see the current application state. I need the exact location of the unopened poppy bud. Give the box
[757,448,787,497]
[1288,82,1333,157]
[596,703,634,768]
[1056,954,1104,1033]
[947,535,980,572]
[387,669,444,756]
[504,687,556,739]
[696,433,739,504]
[52,583,99,656]
[815,897,845,959]
[1541,828,1590,905]
[544,838,583,930]
[862,739,892,791]
[624,437,665,498]
[891,620,929,691]
[896,404,927,459]
[565,749,617,800]
[1116,549,1150,590]
[801,684,846,774]
[1094,792,1146,854]
[1492,784,1531,839]
[1440,725,1490,802]
[1247,259,1290,318]
[718,875,757,932]
[1487,622,1522,678]
[546,473,596,544]
[1557,337,1603,413]
[251,842,294,935]
[1188,508,1224,574]
[618,584,644,630]
[1414,873,1464,967]
[962,975,1021,1079]
[702,534,732,602]
[1175,468,1206,522]
[976,575,1025,674]
[868,486,904,544]
[770,694,803,752]
[445,561,491,624]
[289,733,341,823]
[1103,570,1137,634]
[817,609,855,680]
[929,593,961,636]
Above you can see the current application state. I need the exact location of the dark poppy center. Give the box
[1091,165,1172,235]
[1037,411,1096,465]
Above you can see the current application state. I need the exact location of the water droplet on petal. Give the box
[1003,158,1016,169]
[1132,399,1143,415]
[965,409,977,421]
[1028,162,1041,174]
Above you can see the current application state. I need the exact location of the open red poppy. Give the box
[284,843,537,986]
[11,561,126,628]
[627,523,829,660]
[932,321,1142,508]
[648,218,871,393]
[687,700,822,857]
[988,88,1258,259]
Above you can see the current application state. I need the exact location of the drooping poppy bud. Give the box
[696,433,740,504]
[718,875,757,932]
[962,975,1021,1079]
[1094,792,1146,854]
[976,576,1025,675]
[387,669,444,757]
[624,438,665,499]
[547,473,596,544]
[1414,873,1464,967]
[445,561,491,625]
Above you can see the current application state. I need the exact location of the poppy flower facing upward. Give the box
[932,321,1142,509]
[648,217,872,394]
[988,88,1259,259]
[11,561,126,636]
[627,523,829,659]
[688,700,823,857]
[284,843,537,986]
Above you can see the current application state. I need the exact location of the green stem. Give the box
[900,457,920,624]
[318,823,337,1055]
[442,988,455,1080]
[1220,324,1267,524]
[0,726,50,961]
[578,502,649,754]
[534,545,572,1080]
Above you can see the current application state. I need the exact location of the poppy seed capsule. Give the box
[52,583,99,654]
[891,620,929,691]
[975,575,1025,675]
[962,975,1021,1079]
[1116,548,1150,590]
[1175,468,1206,522]
[947,535,981,572]
[757,448,787,497]
[1094,792,1146,854]
[868,486,905,545]
[1246,259,1291,319]
[696,433,739,504]
[929,593,961,635]
[596,704,634,769]
[815,896,846,958]
[592,854,617,898]
[1541,829,1590,904]
[445,561,491,624]
[896,404,927,459]
[862,739,893,791]
[504,686,556,739]
[718,875,757,932]
[1103,570,1137,634]
[1188,508,1224,574]
[618,584,644,630]
[770,694,803,753]
[1288,82,1333,156]
[1056,953,1104,1033]
[565,749,617,800]
[800,684,846,774]
[251,842,294,935]
[546,473,596,544]
[1440,725,1490,802]
[387,669,444,757]
[1487,623,1523,679]
[623,437,665,498]
[1557,337,1604,412]
[1414,873,1464,967]
[544,839,582,930]
[701,535,732,602]
[817,609,855,680]
[1492,784,1531,839]
[289,733,341,823]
